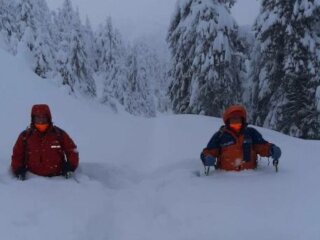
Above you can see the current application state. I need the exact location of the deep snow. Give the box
[0,49,320,239]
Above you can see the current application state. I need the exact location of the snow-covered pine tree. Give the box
[136,40,170,113]
[219,0,236,8]
[136,40,171,114]
[95,17,127,106]
[167,0,245,117]
[69,10,96,96]
[55,0,96,96]
[124,42,156,117]
[15,0,55,78]
[32,0,55,78]
[238,25,255,113]
[151,53,171,113]
[83,17,96,72]
[95,17,121,72]
[15,0,37,62]
[15,0,36,41]
[0,0,18,53]
[250,0,320,139]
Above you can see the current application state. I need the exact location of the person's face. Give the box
[34,115,49,124]
[229,116,242,132]
[229,117,242,124]
[34,115,50,132]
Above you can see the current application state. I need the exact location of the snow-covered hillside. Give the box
[0,49,320,239]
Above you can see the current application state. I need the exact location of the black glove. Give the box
[201,153,217,166]
[270,145,281,161]
[203,156,216,166]
[62,160,74,179]
[273,159,279,167]
[270,145,281,167]
[15,167,27,181]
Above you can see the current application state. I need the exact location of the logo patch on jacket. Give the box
[220,140,235,148]
[51,145,61,149]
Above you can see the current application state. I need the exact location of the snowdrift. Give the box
[0,49,320,240]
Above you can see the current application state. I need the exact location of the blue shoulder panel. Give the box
[245,127,269,145]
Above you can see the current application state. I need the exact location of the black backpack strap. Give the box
[218,125,226,139]
[216,125,226,167]
[21,127,32,142]
[21,127,33,168]
[243,133,253,162]
[53,126,69,155]
[52,126,64,145]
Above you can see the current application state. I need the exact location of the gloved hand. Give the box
[201,155,217,166]
[270,144,281,165]
[62,161,74,179]
[15,167,26,181]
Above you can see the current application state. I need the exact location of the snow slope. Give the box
[0,49,320,239]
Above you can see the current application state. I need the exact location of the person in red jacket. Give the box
[201,105,281,172]
[11,104,79,180]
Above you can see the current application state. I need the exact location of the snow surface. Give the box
[0,48,320,239]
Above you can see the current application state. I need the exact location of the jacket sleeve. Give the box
[249,128,272,157]
[201,131,221,157]
[61,131,79,171]
[11,132,26,174]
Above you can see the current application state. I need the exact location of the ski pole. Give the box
[65,171,80,183]
[204,166,210,176]
[273,159,279,172]
[72,174,80,183]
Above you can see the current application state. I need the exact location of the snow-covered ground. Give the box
[0,49,320,239]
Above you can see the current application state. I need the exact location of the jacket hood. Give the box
[223,105,247,124]
[31,104,52,123]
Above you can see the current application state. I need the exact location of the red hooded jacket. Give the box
[11,104,79,177]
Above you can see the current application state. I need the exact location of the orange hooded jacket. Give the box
[202,105,271,171]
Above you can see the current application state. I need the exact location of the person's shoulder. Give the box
[210,125,228,140]
[246,125,259,132]
[53,126,75,139]
[15,127,33,142]
[244,126,269,142]
[245,125,263,135]
[52,125,65,133]
[214,125,226,135]
[20,127,32,137]
[52,126,69,137]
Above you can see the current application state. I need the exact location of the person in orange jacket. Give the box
[11,104,79,180]
[201,105,281,171]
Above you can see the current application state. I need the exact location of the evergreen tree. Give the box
[55,0,75,90]
[0,0,169,117]
[219,0,236,8]
[55,0,96,96]
[70,10,96,96]
[150,53,171,113]
[95,17,127,105]
[15,0,36,41]
[0,0,18,53]
[124,42,156,117]
[15,0,37,62]
[239,25,255,114]
[167,0,245,116]
[32,0,55,78]
[95,19,161,116]
[16,0,55,78]
[250,0,320,139]
[83,17,96,72]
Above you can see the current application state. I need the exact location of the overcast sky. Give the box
[46,0,261,40]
